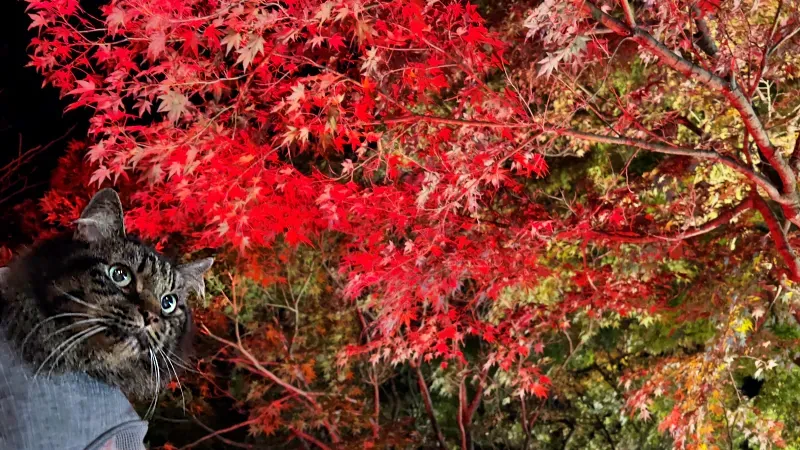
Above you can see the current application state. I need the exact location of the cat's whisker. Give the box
[47,326,107,377]
[56,287,148,330]
[44,318,110,340]
[33,325,106,379]
[145,334,164,420]
[156,334,201,375]
[53,287,141,327]
[146,331,164,372]
[145,352,154,418]
[154,345,201,375]
[147,327,159,347]
[166,351,200,374]
[168,358,200,374]
[56,288,145,328]
[152,349,162,418]
[21,312,97,350]
[157,345,186,415]
[145,348,158,419]
[152,328,201,376]
[33,325,100,378]
[54,287,106,313]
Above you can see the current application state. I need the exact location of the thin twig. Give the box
[200,326,316,402]
[416,364,448,448]
[179,418,258,450]
[290,427,332,450]
[581,197,753,243]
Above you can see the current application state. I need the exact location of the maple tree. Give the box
[16,0,800,447]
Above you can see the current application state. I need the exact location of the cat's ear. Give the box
[178,257,214,298]
[74,189,126,242]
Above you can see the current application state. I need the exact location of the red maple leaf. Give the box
[697,0,721,14]
[203,25,222,50]
[179,29,200,57]
[531,382,548,399]
[439,326,457,340]
[328,34,346,51]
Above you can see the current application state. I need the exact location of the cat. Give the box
[0,188,213,402]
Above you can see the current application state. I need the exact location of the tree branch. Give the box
[189,416,254,449]
[371,370,380,438]
[577,0,799,214]
[582,197,754,243]
[200,325,317,403]
[415,365,448,449]
[521,396,532,450]
[289,427,331,450]
[619,0,636,27]
[374,115,528,129]
[544,127,788,204]
[0,126,75,177]
[771,24,800,55]
[464,368,488,425]
[751,194,800,281]
[179,418,259,450]
[377,114,787,205]
[458,376,469,450]
[454,367,489,450]
[675,115,705,138]
[290,427,333,450]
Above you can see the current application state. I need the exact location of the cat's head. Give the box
[2,189,213,400]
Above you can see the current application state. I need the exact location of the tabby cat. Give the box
[0,189,213,401]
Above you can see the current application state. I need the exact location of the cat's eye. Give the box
[161,294,178,315]
[108,264,133,287]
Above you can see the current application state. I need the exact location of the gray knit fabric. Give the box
[0,325,148,450]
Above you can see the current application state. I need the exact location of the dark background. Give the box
[0,1,90,207]
[0,1,92,244]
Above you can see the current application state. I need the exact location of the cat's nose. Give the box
[137,291,161,324]
[140,309,160,325]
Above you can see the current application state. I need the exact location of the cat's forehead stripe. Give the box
[145,252,156,266]
[136,257,147,273]
[158,259,170,280]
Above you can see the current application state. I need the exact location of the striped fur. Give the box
[0,190,213,400]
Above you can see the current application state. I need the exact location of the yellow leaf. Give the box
[735,318,753,334]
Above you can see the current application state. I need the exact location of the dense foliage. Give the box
[9,0,800,448]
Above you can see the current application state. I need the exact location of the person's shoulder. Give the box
[84,419,148,450]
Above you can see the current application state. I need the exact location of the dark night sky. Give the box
[0,1,90,209]
[0,2,94,244]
